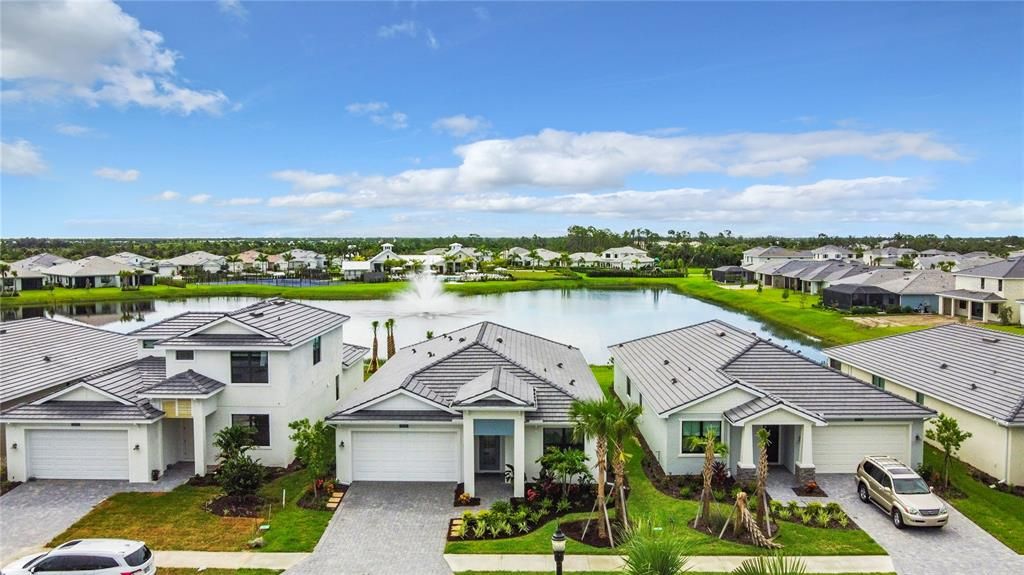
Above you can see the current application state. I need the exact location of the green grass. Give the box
[49,471,331,552]
[456,572,896,575]
[446,366,885,557]
[506,270,575,281]
[924,445,1024,553]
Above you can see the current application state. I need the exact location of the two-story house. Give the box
[0,299,366,483]
[741,246,813,268]
[811,245,855,261]
[937,257,1024,324]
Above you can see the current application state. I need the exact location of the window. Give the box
[142,339,157,349]
[626,376,631,398]
[175,350,194,361]
[915,392,925,404]
[990,303,1000,314]
[639,393,643,408]
[335,375,340,400]
[231,351,269,383]
[34,555,118,571]
[980,278,986,289]
[312,336,322,365]
[232,414,270,446]
[543,428,583,452]
[871,375,886,390]
[958,300,967,310]
[681,421,721,453]
[998,279,1003,291]
[828,358,841,370]
[125,546,152,567]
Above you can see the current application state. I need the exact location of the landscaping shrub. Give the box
[155,276,186,288]
[849,306,879,315]
[218,454,265,498]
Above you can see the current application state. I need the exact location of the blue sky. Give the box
[1,1,1021,238]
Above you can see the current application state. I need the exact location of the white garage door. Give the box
[813,424,910,473]
[352,430,458,481]
[28,429,129,480]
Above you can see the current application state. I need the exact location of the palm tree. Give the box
[687,426,728,529]
[226,254,241,273]
[568,398,614,542]
[608,401,643,528]
[281,252,295,272]
[756,427,771,532]
[527,249,540,268]
[369,321,380,373]
[385,318,396,358]
[256,253,270,272]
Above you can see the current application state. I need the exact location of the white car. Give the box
[1,539,154,575]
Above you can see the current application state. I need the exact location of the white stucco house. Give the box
[742,246,813,268]
[328,322,602,498]
[277,249,327,271]
[1,299,366,483]
[937,257,1024,324]
[825,324,1024,485]
[106,252,158,270]
[811,245,856,261]
[41,256,156,288]
[610,320,933,483]
[161,251,227,276]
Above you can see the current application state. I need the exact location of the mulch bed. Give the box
[929,484,967,499]
[792,483,828,497]
[206,494,268,517]
[691,518,780,545]
[560,517,618,548]
[297,482,347,510]
[454,482,481,507]
[636,433,752,501]
[0,481,22,496]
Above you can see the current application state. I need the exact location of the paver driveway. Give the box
[0,466,190,565]
[769,472,1024,575]
[285,481,455,575]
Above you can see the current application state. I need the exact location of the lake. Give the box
[4,286,825,363]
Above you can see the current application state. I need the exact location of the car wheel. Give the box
[892,508,905,529]
[858,483,870,503]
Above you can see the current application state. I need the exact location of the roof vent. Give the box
[0,329,6,335]
[43,355,51,362]
[411,349,416,354]
[663,359,670,365]
[251,311,264,317]
[939,362,948,369]
[428,351,435,357]
[496,337,503,344]
[796,350,802,355]
[569,379,575,386]
[557,362,563,368]
[458,337,466,343]
[272,300,286,306]
[671,377,678,384]
[717,331,726,337]
[982,337,1000,344]
[971,383,978,390]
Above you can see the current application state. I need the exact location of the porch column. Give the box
[192,400,206,477]
[513,414,526,497]
[795,423,816,483]
[462,415,476,496]
[736,424,756,483]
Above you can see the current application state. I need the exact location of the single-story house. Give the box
[277,249,326,271]
[1,261,47,291]
[161,251,227,276]
[41,256,156,289]
[610,320,933,483]
[825,324,1024,484]
[341,260,371,281]
[13,253,70,269]
[872,270,954,313]
[569,252,602,267]
[106,252,157,270]
[328,322,603,497]
[742,246,813,268]
[711,265,749,284]
[822,283,897,310]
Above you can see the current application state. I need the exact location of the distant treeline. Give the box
[1,227,1021,270]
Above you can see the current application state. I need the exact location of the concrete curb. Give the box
[154,551,311,570]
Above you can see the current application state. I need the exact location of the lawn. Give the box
[446,367,885,557]
[924,445,1024,553]
[50,471,331,552]
[456,572,896,575]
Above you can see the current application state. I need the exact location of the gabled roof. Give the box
[722,395,826,425]
[129,312,226,339]
[610,320,932,420]
[826,324,1024,425]
[958,257,1024,279]
[106,252,156,266]
[167,251,225,266]
[140,369,225,397]
[453,366,537,407]
[342,343,370,368]
[935,289,1006,302]
[0,318,137,403]
[331,322,601,423]
[42,256,155,278]
[812,244,852,254]
[873,270,954,295]
[13,253,69,268]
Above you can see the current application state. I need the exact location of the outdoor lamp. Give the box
[551,527,566,575]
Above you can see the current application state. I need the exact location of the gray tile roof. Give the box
[330,322,601,423]
[141,370,225,396]
[42,256,155,278]
[13,253,69,268]
[145,298,349,348]
[874,270,954,295]
[958,257,1024,279]
[330,410,460,422]
[721,395,824,425]
[0,318,137,403]
[610,320,933,421]
[825,324,1024,425]
[453,366,537,406]
[935,289,1006,302]
[0,401,162,421]
[342,344,370,368]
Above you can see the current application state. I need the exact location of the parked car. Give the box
[855,455,948,529]
[1,539,154,575]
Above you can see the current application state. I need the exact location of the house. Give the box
[776,261,870,294]
[500,247,535,266]
[742,246,813,268]
[937,257,1024,324]
[600,246,648,266]
[711,265,748,284]
[14,253,70,269]
[862,247,918,267]
[609,320,933,483]
[825,325,1024,484]
[811,245,855,261]
[568,252,602,267]
[533,248,564,267]
[871,270,954,312]
[106,252,157,270]
[232,249,279,272]
[41,256,156,288]
[1,299,365,483]
[823,269,953,311]
[915,254,1002,272]
[327,322,603,497]
[1,261,47,291]
[277,249,326,271]
[162,251,226,276]
[821,283,897,310]
[341,260,372,280]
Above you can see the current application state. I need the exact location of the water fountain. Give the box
[396,273,461,317]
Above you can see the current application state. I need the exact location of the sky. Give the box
[1,0,1022,239]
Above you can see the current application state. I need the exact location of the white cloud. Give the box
[377,21,418,39]
[346,101,408,129]
[219,197,262,206]
[271,169,350,191]
[267,191,348,208]
[1,0,229,115]
[154,190,179,201]
[0,139,47,175]
[188,193,212,204]
[217,0,248,21]
[55,123,90,136]
[426,29,439,50]
[94,167,140,182]
[320,209,353,222]
[433,114,490,137]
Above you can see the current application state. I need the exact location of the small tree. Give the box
[369,320,380,373]
[385,318,396,358]
[213,424,256,462]
[536,446,592,500]
[620,517,691,575]
[218,453,265,499]
[755,428,771,531]
[756,281,763,294]
[997,305,1013,326]
[925,413,972,488]
[288,418,336,499]
[781,288,790,301]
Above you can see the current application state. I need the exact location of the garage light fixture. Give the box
[10,443,16,450]
[338,440,345,448]
[134,444,141,451]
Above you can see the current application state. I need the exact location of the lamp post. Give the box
[551,527,566,575]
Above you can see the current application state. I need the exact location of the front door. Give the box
[180,419,195,462]
[477,436,502,473]
[764,425,780,464]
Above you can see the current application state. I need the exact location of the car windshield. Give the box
[125,545,152,567]
[893,477,931,494]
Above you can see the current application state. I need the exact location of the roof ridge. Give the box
[609,318,748,349]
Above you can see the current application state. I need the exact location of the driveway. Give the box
[285,482,455,575]
[769,472,1024,575]
[0,465,191,565]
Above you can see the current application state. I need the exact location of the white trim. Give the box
[343,388,459,415]
[0,417,162,425]
[729,403,828,426]
[177,315,277,340]
[455,388,533,406]
[661,382,766,417]
[174,349,196,362]
[30,382,133,406]
[138,388,223,400]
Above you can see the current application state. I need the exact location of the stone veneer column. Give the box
[735,424,756,483]
[795,422,816,483]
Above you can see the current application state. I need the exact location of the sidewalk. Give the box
[443,554,896,573]
[155,551,310,570]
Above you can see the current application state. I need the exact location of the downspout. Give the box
[1006,425,1012,484]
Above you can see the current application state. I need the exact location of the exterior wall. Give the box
[833,358,1010,481]
[365,394,434,411]
[663,387,758,475]
[4,422,158,483]
[613,362,667,471]
[1009,427,1024,485]
[900,294,939,312]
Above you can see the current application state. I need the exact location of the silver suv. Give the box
[1,539,155,575]
[856,455,948,529]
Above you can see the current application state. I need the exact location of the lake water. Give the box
[5,287,825,363]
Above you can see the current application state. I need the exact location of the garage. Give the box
[28,429,130,480]
[351,430,459,481]
[813,424,910,473]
